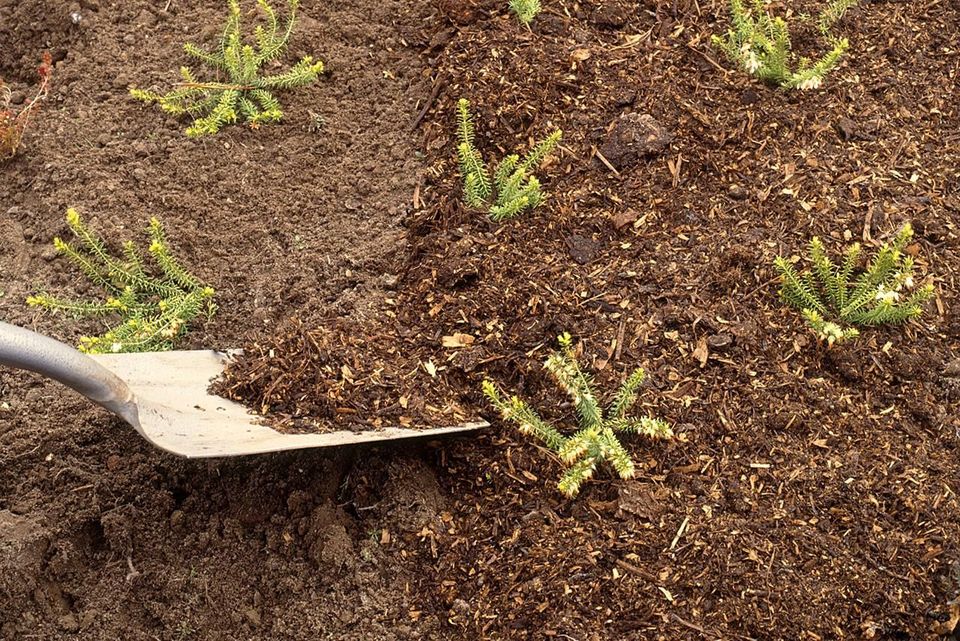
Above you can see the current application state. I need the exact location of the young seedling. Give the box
[130,0,324,137]
[484,333,673,497]
[456,98,562,221]
[509,0,542,26]
[28,209,216,353]
[818,0,858,36]
[0,53,53,160]
[773,224,935,346]
[712,0,854,89]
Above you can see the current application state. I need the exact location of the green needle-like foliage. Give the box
[712,0,854,89]
[774,224,935,346]
[455,98,561,221]
[818,0,858,36]
[483,333,672,498]
[27,209,216,353]
[509,0,542,26]
[130,0,324,137]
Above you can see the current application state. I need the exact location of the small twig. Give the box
[125,556,141,583]
[671,614,719,638]
[410,74,445,131]
[614,319,625,361]
[612,557,658,582]
[744,276,779,301]
[686,45,729,74]
[669,515,690,550]
[593,147,621,177]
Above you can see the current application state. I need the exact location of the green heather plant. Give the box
[27,209,216,353]
[818,0,858,36]
[712,0,853,89]
[130,0,324,137]
[774,224,934,346]
[509,0,541,26]
[483,333,673,497]
[456,98,562,221]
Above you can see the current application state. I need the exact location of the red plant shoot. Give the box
[0,53,53,160]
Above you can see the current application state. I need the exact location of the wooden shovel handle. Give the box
[0,321,139,426]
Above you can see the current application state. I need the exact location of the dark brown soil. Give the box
[2,0,464,638]
[3,0,960,639]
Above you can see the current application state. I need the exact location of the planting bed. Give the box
[2,0,960,639]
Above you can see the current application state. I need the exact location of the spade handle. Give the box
[0,321,139,425]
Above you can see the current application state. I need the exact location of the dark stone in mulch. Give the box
[707,333,735,351]
[590,3,630,28]
[835,116,878,141]
[565,234,602,264]
[599,113,673,169]
[740,89,761,105]
[944,359,960,379]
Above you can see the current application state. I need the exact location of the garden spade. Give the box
[0,321,486,457]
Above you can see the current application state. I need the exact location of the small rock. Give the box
[612,88,637,108]
[740,89,760,106]
[835,117,859,141]
[96,133,111,147]
[169,510,184,529]
[616,484,664,521]
[8,91,26,105]
[706,333,735,351]
[590,4,629,28]
[599,113,672,170]
[450,598,472,618]
[243,609,261,627]
[131,141,151,158]
[944,359,960,379]
[611,210,640,230]
[381,273,399,288]
[122,33,136,46]
[135,10,156,27]
[57,614,79,632]
[428,28,455,51]
[131,167,147,182]
[566,234,601,265]
[727,184,748,200]
[437,0,480,25]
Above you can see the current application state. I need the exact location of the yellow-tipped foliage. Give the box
[712,0,854,89]
[27,209,216,353]
[509,0,541,26]
[130,0,324,137]
[483,333,673,498]
[774,224,935,346]
[455,98,561,221]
